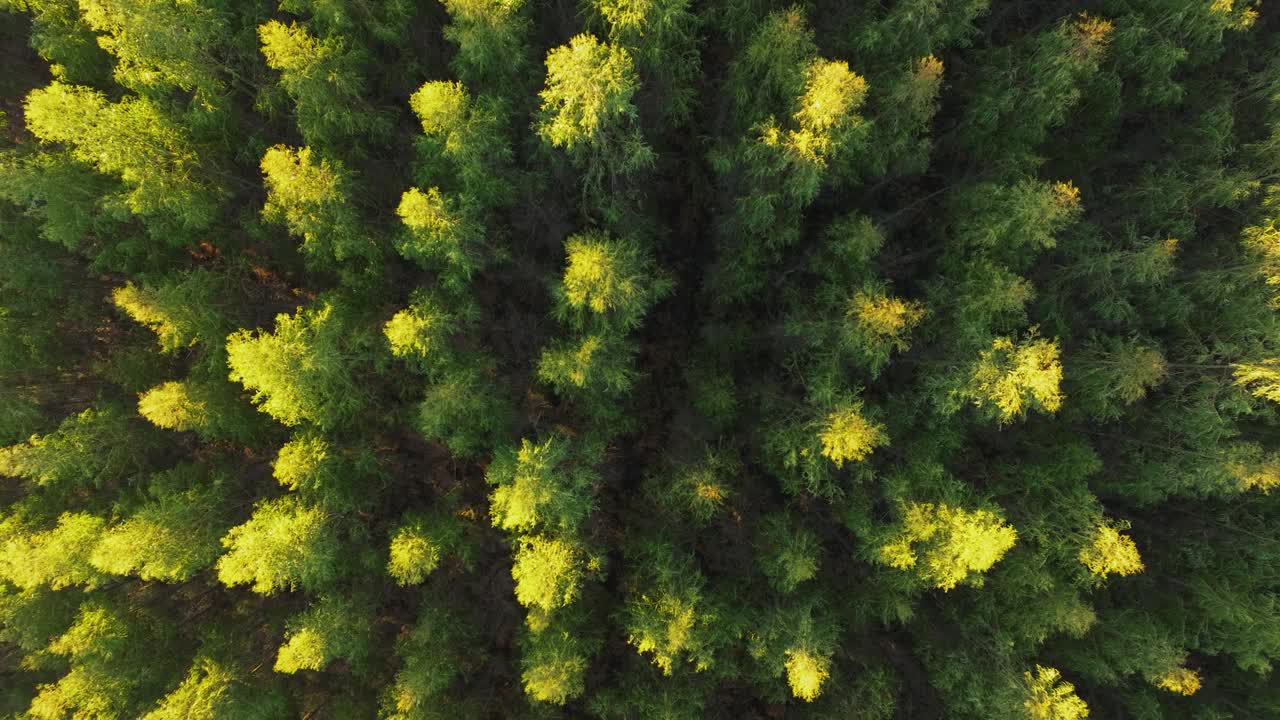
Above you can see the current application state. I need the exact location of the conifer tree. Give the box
[537,33,653,214]
[258,19,387,147]
[4,3,1280,718]
[226,300,372,429]
[260,144,379,272]
[215,495,341,594]
[24,82,223,229]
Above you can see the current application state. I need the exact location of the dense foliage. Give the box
[2,0,1280,718]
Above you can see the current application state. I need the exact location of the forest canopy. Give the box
[2,0,1280,718]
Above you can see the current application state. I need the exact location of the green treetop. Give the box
[258,19,386,147]
[24,82,222,229]
[757,513,821,594]
[622,542,724,674]
[215,495,341,594]
[274,593,374,674]
[440,0,531,89]
[260,145,376,270]
[0,405,155,492]
[226,301,370,430]
[487,435,599,534]
[79,0,229,106]
[380,603,471,718]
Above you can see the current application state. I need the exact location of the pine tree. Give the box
[258,19,387,147]
[215,495,341,594]
[260,144,379,272]
[226,300,371,429]
[24,82,223,229]
[5,2,1280,718]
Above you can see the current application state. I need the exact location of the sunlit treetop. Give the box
[521,628,590,704]
[788,60,867,160]
[1153,666,1202,696]
[215,495,340,595]
[784,648,830,702]
[141,656,287,720]
[537,34,640,152]
[112,271,229,355]
[387,521,441,586]
[487,436,598,533]
[383,290,465,373]
[619,541,725,675]
[511,535,592,612]
[963,332,1064,424]
[89,471,226,582]
[818,403,888,468]
[79,0,228,104]
[23,82,221,228]
[879,501,1018,590]
[260,145,375,267]
[754,58,868,191]
[395,186,486,285]
[410,80,470,136]
[408,79,513,206]
[537,333,639,401]
[226,302,368,430]
[0,512,107,590]
[1233,359,1280,404]
[136,380,259,444]
[554,231,673,330]
[1023,665,1090,720]
[591,0,700,122]
[1078,524,1144,578]
[274,594,373,674]
[270,431,374,512]
[1226,445,1280,494]
[258,20,384,146]
[841,287,927,374]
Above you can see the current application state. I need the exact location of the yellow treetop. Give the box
[967,333,1064,423]
[1024,665,1090,720]
[818,404,888,467]
[1078,524,1144,578]
[879,502,1018,591]
[851,292,926,348]
[1232,360,1280,403]
[1153,667,1202,696]
[784,59,867,165]
[784,648,830,702]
